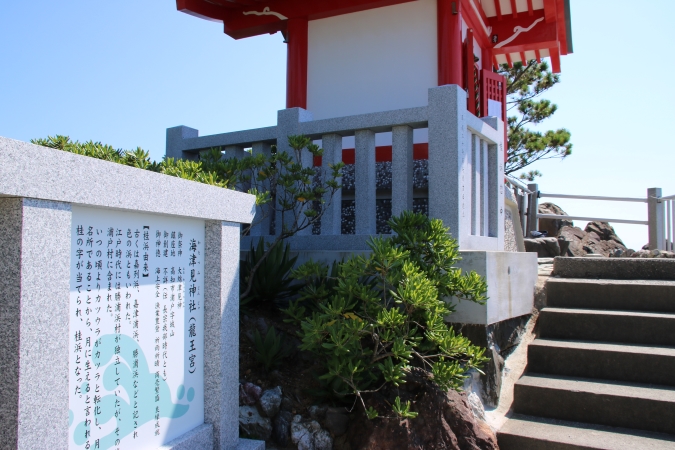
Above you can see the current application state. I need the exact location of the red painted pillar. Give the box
[437,0,463,86]
[286,17,308,109]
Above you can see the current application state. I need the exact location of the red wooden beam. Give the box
[505,52,513,67]
[543,0,556,23]
[438,0,464,86]
[556,0,569,54]
[526,0,534,16]
[534,48,541,62]
[176,0,227,22]
[466,28,476,114]
[549,47,561,73]
[509,0,518,18]
[286,17,308,108]
[494,0,503,20]
[519,52,527,64]
[489,11,557,55]
[220,0,417,39]
[461,0,490,48]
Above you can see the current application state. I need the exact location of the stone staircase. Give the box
[498,257,675,449]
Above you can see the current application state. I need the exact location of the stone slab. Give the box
[158,424,214,450]
[448,251,538,325]
[552,256,675,280]
[0,136,256,224]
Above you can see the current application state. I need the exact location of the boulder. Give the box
[523,235,570,257]
[346,368,498,450]
[538,202,574,237]
[324,407,350,437]
[239,382,262,406]
[239,405,272,440]
[291,416,333,450]
[259,386,282,418]
[559,222,629,257]
[272,411,293,447]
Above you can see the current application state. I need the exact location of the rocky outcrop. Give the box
[344,368,498,450]
[559,222,628,257]
[537,202,573,237]
[525,203,631,257]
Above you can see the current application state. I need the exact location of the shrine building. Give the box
[176,0,572,140]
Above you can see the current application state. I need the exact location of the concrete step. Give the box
[512,374,675,435]
[546,278,675,313]
[538,308,675,346]
[552,257,675,280]
[499,415,675,450]
[528,339,675,386]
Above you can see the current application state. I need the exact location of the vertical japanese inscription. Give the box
[69,207,205,450]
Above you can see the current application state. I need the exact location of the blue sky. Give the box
[2,0,673,250]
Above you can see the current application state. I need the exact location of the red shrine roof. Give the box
[177,0,572,72]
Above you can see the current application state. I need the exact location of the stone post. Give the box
[320,133,343,235]
[648,187,664,250]
[0,198,71,449]
[355,129,377,234]
[428,85,467,244]
[391,125,414,218]
[276,108,313,236]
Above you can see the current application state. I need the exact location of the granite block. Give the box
[391,125,414,217]
[355,129,376,234]
[236,438,266,450]
[0,198,71,449]
[0,136,256,224]
[159,423,213,450]
[320,133,343,236]
[204,220,242,449]
[166,126,199,161]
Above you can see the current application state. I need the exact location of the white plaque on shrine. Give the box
[68,206,205,449]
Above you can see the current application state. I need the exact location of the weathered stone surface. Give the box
[325,407,350,437]
[559,222,629,257]
[259,386,282,418]
[538,202,573,237]
[272,411,293,447]
[239,406,272,441]
[291,416,333,450]
[346,369,498,450]
[524,237,562,257]
[630,249,675,258]
[239,382,262,406]
[455,315,530,408]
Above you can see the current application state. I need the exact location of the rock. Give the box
[558,222,629,257]
[272,411,293,447]
[308,404,327,421]
[239,405,272,440]
[523,237,561,257]
[538,202,574,237]
[467,392,485,422]
[631,249,675,259]
[259,386,282,418]
[451,315,530,408]
[325,408,350,437]
[239,382,262,406]
[346,368,498,450]
[291,416,333,450]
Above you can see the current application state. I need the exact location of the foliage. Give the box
[253,326,293,372]
[241,237,299,307]
[33,134,344,303]
[283,211,488,419]
[497,60,572,180]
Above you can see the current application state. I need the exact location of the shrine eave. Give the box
[176,0,573,71]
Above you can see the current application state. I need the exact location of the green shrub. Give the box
[283,211,488,418]
[253,326,293,372]
[241,237,299,307]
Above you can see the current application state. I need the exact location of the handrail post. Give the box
[320,134,343,235]
[526,183,539,236]
[355,129,377,234]
[648,187,664,250]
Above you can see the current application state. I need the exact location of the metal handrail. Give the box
[540,193,647,203]
[537,213,648,225]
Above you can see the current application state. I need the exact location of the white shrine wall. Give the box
[307,0,438,121]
